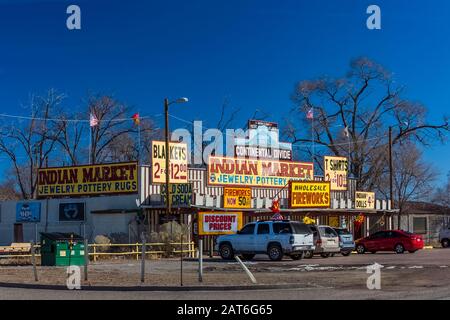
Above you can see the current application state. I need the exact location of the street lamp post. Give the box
[164,97,189,219]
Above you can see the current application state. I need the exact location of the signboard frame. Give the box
[355,191,376,210]
[223,187,252,209]
[288,181,331,209]
[198,211,244,236]
[151,140,188,184]
[324,156,348,191]
[16,202,41,223]
[207,156,314,189]
[37,161,138,199]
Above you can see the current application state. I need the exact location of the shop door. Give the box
[14,223,24,243]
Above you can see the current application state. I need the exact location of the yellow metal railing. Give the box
[0,242,196,261]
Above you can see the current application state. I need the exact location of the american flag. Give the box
[306,108,314,120]
[89,113,99,127]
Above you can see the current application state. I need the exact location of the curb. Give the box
[0,282,316,292]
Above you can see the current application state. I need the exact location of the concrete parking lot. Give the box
[0,249,449,299]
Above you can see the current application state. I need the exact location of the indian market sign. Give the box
[355,191,376,210]
[289,181,331,208]
[160,183,193,207]
[208,156,314,188]
[198,211,243,235]
[324,156,348,191]
[151,141,188,184]
[37,162,138,198]
[223,187,252,209]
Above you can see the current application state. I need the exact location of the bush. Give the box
[94,235,111,253]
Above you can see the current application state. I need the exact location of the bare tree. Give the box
[377,143,437,214]
[0,90,64,198]
[87,94,158,164]
[55,111,85,165]
[285,57,448,190]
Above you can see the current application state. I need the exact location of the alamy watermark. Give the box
[66,266,81,290]
[366,263,383,290]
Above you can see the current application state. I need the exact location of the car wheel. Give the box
[219,244,234,260]
[356,244,366,254]
[290,252,304,260]
[395,243,405,254]
[267,244,283,261]
[341,251,351,257]
[320,253,330,258]
[241,254,255,260]
[304,250,314,259]
[442,239,449,248]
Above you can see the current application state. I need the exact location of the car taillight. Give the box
[289,236,294,244]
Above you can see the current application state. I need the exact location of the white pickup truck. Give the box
[215,220,315,261]
[440,226,450,248]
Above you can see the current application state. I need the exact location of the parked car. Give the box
[215,220,315,261]
[304,225,340,258]
[355,230,424,254]
[332,227,355,256]
[439,226,450,248]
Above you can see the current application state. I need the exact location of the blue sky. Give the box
[0,0,449,184]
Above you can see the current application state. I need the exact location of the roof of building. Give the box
[403,201,450,215]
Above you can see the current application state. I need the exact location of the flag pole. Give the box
[311,106,315,165]
[89,124,92,165]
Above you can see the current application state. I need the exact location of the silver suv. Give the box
[216,220,315,261]
[304,225,341,258]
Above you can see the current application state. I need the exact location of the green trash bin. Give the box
[40,233,86,266]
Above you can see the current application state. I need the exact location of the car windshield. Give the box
[335,228,350,235]
[290,222,311,234]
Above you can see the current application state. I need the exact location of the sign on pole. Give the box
[324,156,348,191]
[198,212,243,236]
[151,141,188,184]
[355,191,376,210]
[223,187,252,209]
[289,181,331,208]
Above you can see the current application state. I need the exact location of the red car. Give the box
[355,230,424,254]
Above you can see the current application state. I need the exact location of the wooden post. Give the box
[30,240,38,282]
[84,238,88,281]
[93,245,97,262]
[198,237,203,283]
[136,242,139,261]
[140,233,146,283]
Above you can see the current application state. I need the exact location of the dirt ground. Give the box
[0,249,449,292]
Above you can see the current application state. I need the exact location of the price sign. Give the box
[151,141,188,184]
[223,187,252,209]
[324,156,348,191]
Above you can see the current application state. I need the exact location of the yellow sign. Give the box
[324,156,348,191]
[223,188,252,209]
[37,162,138,198]
[208,156,314,188]
[151,141,188,184]
[198,212,243,235]
[355,191,376,210]
[289,181,331,208]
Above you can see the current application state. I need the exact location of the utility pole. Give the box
[164,98,171,218]
[388,126,396,228]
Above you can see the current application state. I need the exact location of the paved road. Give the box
[1,249,449,300]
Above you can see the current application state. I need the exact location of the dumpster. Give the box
[40,233,86,266]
